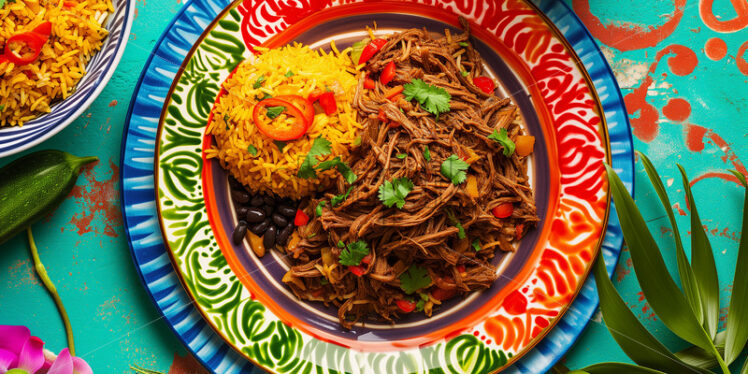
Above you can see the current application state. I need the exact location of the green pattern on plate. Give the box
[156,6,506,373]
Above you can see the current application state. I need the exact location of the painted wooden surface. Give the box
[0,0,745,372]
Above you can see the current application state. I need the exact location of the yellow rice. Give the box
[205,43,363,199]
[0,0,112,127]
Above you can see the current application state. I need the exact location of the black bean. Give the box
[262,205,274,216]
[272,213,289,227]
[231,189,250,204]
[250,195,263,207]
[228,175,242,189]
[236,206,249,218]
[262,195,276,206]
[249,219,270,235]
[232,221,247,245]
[263,226,277,248]
[277,204,296,218]
[277,224,294,246]
[245,207,266,223]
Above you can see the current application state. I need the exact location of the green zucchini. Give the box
[0,150,98,244]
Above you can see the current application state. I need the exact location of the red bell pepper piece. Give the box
[317,92,337,115]
[491,203,514,218]
[473,76,496,94]
[395,299,416,313]
[293,209,309,226]
[348,265,366,277]
[380,61,396,85]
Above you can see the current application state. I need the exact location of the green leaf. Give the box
[396,153,407,159]
[604,163,717,354]
[674,333,725,370]
[316,156,357,183]
[678,164,720,339]
[725,171,748,364]
[592,256,695,372]
[741,358,748,374]
[315,201,326,216]
[639,153,703,322]
[0,0,5,9]
[440,154,469,185]
[253,75,266,89]
[471,238,481,251]
[378,177,414,209]
[488,128,516,156]
[265,105,285,119]
[337,240,345,248]
[297,137,332,179]
[422,145,431,161]
[247,145,258,156]
[331,186,354,207]
[285,70,294,77]
[403,79,451,117]
[579,363,667,374]
[458,42,469,47]
[399,265,431,294]
[461,70,470,77]
[339,240,369,266]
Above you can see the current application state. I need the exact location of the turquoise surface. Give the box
[0,0,746,372]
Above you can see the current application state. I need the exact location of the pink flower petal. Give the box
[0,325,31,353]
[17,336,45,373]
[71,356,92,374]
[0,348,19,371]
[46,349,73,374]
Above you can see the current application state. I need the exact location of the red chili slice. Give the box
[293,209,309,226]
[364,77,376,89]
[317,92,337,115]
[275,95,314,124]
[252,98,309,141]
[395,299,416,313]
[491,203,514,218]
[380,61,396,85]
[473,76,496,94]
[348,265,366,277]
[3,22,53,66]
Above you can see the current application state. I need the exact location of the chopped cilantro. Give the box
[416,293,429,311]
[298,137,332,179]
[461,70,470,77]
[440,154,470,185]
[316,156,357,184]
[399,265,431,294]
[447,209,466,239]
[403,79,451,117]
[223,114,230,122]
[396,153,407,159]
[331,186,354,206]
[285,70,294,77]
[378,177,414,209]
[320,278,329,285]
[423,145,431,161]
[247,145,258,156]
[337,240,345,248]
[488,128,516,157]
[471,238,481,251]
[265,105,285,119]
[315,201,326,216]
[0,105,4,111]
[339,240,369,266]
[274,140,287,152]
[458,42,469,47]
[253,75,266,89]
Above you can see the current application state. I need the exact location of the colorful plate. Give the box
[121,0,634,373]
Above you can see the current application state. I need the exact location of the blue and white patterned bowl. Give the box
[0,0,134,158]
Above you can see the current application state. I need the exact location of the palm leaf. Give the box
[724,171,748,364]
[580,362,667,373]
[639,153,702,322]
[678,165,720,339]
[592,256,701,372]
[604,163,717,354]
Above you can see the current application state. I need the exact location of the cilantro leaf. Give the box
[396,153,407,159]
[447,209,466,239]
[458,42,469,47]
[298,137,332,179]
[315,201,326,216]
[285,70,294,77]
[337,240,345,248]
[488,128,516,157]
[253,75,266,89]
[247,145,258,156]
[223,114,230,122]
[423,145,431,161]
[461,70,470,77]
[339,240,369,266]
[331,186,354,206]
[440,154,469,185]
[471,238,481,251]
[403,79,451,117]
[316,156,357,184]
[399,265,431,294]
[416,299,425,311]
[274,140,287,152]
[378,177,414,209]
[265,105,285,119]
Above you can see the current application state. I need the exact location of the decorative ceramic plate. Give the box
[121,0,634,373]
[0,0,134,158]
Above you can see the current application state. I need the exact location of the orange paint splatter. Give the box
[68,160,122,237]
[672,202,687,216]
[615,257,632,282]
[656,45,698,76]
[736,41,748,76]
[699,0,748,33]
[704,37,727,61]
[572,0,687,52]
[662,98,691,121]
[686,124,708,152]
[108,100,118,107]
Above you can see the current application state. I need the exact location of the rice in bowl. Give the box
[206,43,363,199]
[0,0,112,127]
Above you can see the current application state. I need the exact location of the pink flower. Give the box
[0,326,92,374]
